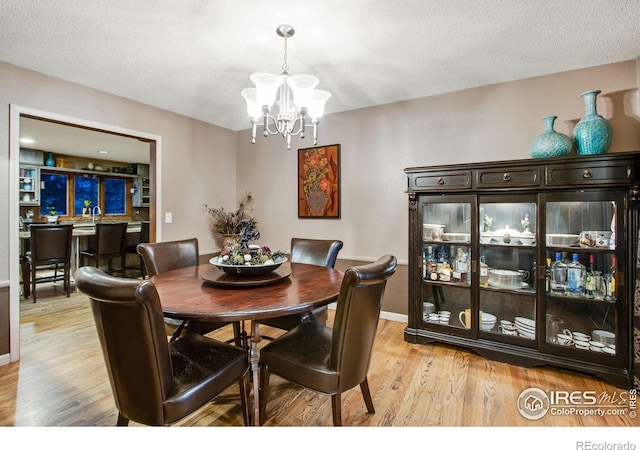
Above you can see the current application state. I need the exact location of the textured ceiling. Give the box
[2,0,640,135]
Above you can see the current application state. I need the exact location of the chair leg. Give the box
[116,412,129,426]
[169,321,187,342]
[65,264,71,297]
[22,260,31,298]
[226,321,249,348]
[31,266,37,303]
[233,322,244,348]
[360,377,375,414]
[238,371,251,426]
[259,369,271,422]
[331,393,342,426]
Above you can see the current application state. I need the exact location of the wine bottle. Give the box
[584,254,596,298]
[605,256,617,303]
[425,246,437,281]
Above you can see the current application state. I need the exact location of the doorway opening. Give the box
[8,104,162,363]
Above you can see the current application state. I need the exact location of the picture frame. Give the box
[298,144,340,219]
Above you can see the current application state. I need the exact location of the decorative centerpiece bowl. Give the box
[209,245,287,277]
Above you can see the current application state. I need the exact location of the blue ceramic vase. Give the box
[45,152,55,166]
[573,90,612,155]
[529,115,572,158]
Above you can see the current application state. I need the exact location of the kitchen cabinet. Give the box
[19,165,40,206]
[133,163,150,207]
[405,152,639,388]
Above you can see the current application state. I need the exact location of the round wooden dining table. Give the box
[150,261,344,426]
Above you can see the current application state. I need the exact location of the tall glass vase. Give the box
[573,90,612,155]
[529,115,572,158]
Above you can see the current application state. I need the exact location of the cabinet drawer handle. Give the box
[583,169,592,178]
[503,173,511,182]
[437,177,445,185]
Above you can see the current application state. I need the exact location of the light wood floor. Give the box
[0,283,637,428]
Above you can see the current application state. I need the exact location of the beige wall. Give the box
[0,61,238,278]
[0,60,639,358]
[0,61,239,359]
[237,60,639,315]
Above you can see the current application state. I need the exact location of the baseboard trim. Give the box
[0,353,11,366]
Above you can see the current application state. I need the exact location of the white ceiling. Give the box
[19,117,150,164]
[3,0,640,158]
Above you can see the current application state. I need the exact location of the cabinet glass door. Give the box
[541,192,623,364]
[478,195,537,346]
[420,196,472,333]
[19,165,39,205]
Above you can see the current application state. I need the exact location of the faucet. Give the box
[91,206,101,224]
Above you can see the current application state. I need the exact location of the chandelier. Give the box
[241,24,331,150]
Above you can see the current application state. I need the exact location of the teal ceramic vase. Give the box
[573,90,612,155]
[45,152,55,167]
[529,115,572,158]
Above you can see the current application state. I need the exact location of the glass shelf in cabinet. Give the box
[545,292,616,306]
[481,284,536,295]
[422,278,471,289]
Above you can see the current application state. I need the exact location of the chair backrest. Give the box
[330,255,397,391]
[95,222,128,255]
[75,265,173,425]
[290,238,343,268]
[137,238,199,276]
[29,223,73,265]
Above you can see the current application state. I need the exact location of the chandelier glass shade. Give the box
[241,25,331,150]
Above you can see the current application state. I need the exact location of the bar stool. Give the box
[25,223,74,302]
[80,222,127,276]
[125,220,149,278]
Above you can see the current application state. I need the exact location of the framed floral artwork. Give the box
[298,144,340,218]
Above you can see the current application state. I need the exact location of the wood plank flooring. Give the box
[0,285,637,428]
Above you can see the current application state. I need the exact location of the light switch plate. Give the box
[165,212,172,223]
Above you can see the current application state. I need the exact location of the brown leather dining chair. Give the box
[24,223,74,303]
[80,222,127,276]
[259,254,397,426]
[75,265,250,426]
[137,238,242,344]
[259,238,343,334]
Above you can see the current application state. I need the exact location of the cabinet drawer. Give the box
[410,171,472,191]
[476,166,540,188]
[545,160,635,186]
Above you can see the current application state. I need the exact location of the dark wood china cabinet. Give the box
[405,152,639,389]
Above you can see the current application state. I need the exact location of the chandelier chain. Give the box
[281,32,289,74]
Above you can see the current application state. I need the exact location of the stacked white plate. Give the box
[591,329,615,345]
[481,312,497,331]
[514,316,536,340]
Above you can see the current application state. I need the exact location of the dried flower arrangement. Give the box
[204,192,257,236]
